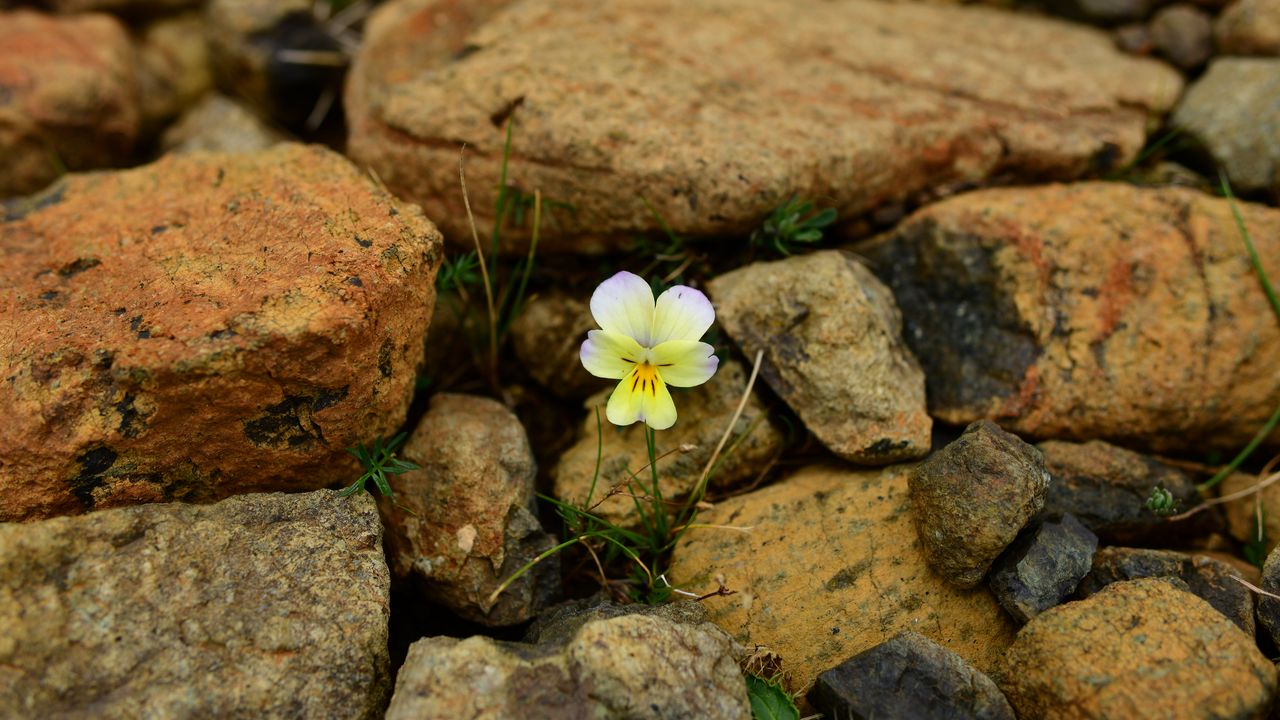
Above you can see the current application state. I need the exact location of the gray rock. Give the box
[385,601,750,719]
[996,578,1276,719]
[808,631,1015,720]
[1038,440,1218,545]
[1113,22,1155,53]
[1065,0,1161,22]
[1216,0,1280,56]
[1078,547,1255,634]
[161,94,286,155]
[709,250,931,464]
[381,393,559,626]
[1151,4,1213,69]
[1172,58,1280,193]
[988,514,1099,623]
[1254,545,1280,646]
[0,490,391,718]
[910,420,1050,588]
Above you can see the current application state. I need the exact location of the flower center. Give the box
[630,362,660,398]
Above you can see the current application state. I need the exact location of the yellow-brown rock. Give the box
[867,183,1280,453]
[347,0,1180,252]
[996,578,1276,719]
[669,464,1017,693]
[0,144,442,521]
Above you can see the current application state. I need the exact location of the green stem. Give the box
[582,406,604,513]
[646,426,667,543]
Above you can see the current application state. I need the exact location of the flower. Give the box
[580,271,719,430]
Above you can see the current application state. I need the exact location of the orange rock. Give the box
[867,183,1280,453]
[668,463,1016,693]
[0,144,442,521]
[0,10,139,198]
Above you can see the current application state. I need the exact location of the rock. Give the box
[1172,58,1280,193]
[1257,546,1280,647]
[910,420,1050,588]
[708,250,930,464]
[509,291,599,399]
[381,393,558,626]
[1054,0,1161,23]
[385,600,749,719]
[865,183,1280,452]
[552,359,783,526]
[1114,22,1155,53]
[1150,4,1213,68]
[1038,439,1218,544]
[160,93,287,155]
[988,514,1098,623]
[1077,546,1255,634]
[0,144,442,521]
[808,631,1015,720]
[669,464,1017,693]
[995,578,1276,719]
[134,12,213,134]
[347,0,1181,252]
[1217,0,1280,55]
[205,0,344,129]
[0,490,391,718]
[0,10,139,198]
[1221,470,1280,553]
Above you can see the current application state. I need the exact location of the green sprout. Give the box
[339,432,418,498]
[436,251,480,293]
[745,672,800,720]
[750,196,837,257]
[1144,485,1178,516]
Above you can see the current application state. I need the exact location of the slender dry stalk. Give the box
[458,146,500,390]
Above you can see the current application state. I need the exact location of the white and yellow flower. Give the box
[580,271,719,430]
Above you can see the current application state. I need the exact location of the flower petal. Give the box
[590,271,655,346]
[652,340,719,387]
[580,330,645,379]
[606,366,677,430]
[652,285,714,344]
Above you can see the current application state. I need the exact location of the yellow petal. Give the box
[581,330,645,379]
[606,365,677,430]
[651,340,719,388]
[652,285,714,344]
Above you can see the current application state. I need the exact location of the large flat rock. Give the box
[669,464,1016,693]
[865,182,1280,452]
[0,144,442,521]
[0,490,392,718]
[347,0,1182,252]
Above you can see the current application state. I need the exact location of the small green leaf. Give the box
[746,674,799,720]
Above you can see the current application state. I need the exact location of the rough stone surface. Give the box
[0,144,442,521]
[1039,439,1218,544]
[866,183,1280,452]
[1172,58,1280,193]
[134,12,213,133]
[386,601,750,719]
[509,291,599,399]
[381,393,558,626]
[348,0,1181,252]
[709,250,931,464]
[205,0,339,128]
[995,578,1276,720]
[988,514,1098,623]
[910,420,1050,588]
[1221,470,1280,553]
[808,631,1015,720]
[1078,546,1255,634]
[1150,4,1213,68]
[553,359,783,526]
[0,490,391,718]
[48,0,199,14]
[1258,546,1280,647]
[670,463,1018,694]
[160,93,287,155]
[1217,0,1280,55]
[0,10,139,198]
